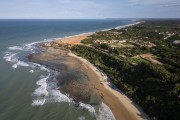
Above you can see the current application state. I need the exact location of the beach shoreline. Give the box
[37,27,149,119]
[68,51,148,120]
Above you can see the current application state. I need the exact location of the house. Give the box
[173,40,180,44]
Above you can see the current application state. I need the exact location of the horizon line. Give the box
[0,18,180,20]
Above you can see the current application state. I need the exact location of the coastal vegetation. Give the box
[71,20,180,120]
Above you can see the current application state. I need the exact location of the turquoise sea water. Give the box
[0,19,135,120]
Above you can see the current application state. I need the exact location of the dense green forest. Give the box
[71,20,180,120]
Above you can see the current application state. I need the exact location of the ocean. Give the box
[0,19,135,120]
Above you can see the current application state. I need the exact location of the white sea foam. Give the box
[12,64,18,69]
[4,43,36,69]
[97,102,116,120]
[7,41,41,57]
[17,61,29,67]
[78,102,116,120]
[29,70,34,73]
[32,74,49,106]
[3,52,17,62]
[3,52,28,69]
[32,70,70,106]
[33,75,49,96]
[46,89,70,103]
[32,63,50,72]
[11,60,30,69]
[32,99,46,106]
[8,46,23,51]
[23,42,39,53]
[40,66,50,72]
[79,102,96,113]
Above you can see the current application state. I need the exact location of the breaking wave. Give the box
[32,72,70,106]
[79,102,116,120]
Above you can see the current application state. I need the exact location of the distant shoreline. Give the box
[48,20,142,44]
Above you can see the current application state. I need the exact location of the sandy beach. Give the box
[68,52,148,120]
[55,33,92,45]
[32,34,149,120]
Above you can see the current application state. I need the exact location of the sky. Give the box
[0,0,180,19]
